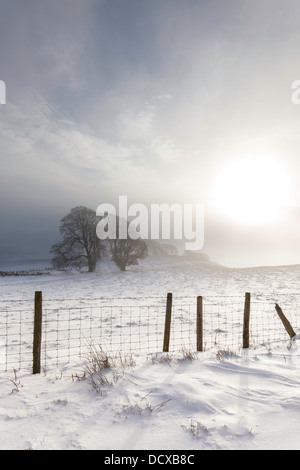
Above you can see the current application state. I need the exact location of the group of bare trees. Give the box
[50,206,148,272]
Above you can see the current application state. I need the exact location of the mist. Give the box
[1,0,300,267]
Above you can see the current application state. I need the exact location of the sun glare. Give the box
[212,156,290,225]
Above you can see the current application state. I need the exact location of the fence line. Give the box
[0,292,299,373]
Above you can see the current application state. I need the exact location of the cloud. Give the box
[117,102,156,142]
[0,91,185,213]
[2,0,300,265]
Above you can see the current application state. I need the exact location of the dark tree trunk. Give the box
[88,256,96,272]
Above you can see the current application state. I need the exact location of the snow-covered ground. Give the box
[1,348,300,450]
[1,256,300,450]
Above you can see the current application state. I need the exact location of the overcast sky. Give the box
[1,0,300,267]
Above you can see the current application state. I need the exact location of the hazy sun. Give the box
[212,155,290,224]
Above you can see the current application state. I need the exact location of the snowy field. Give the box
[1,256,300,450]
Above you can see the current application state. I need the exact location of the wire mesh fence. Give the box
[42,303,166,371]
[1,293,300,373]
[0,307,33,372]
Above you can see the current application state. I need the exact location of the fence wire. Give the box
[42,304,166,371]
[1,295,300,373]
[0,308,33,372]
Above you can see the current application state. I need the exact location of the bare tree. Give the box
[51,206,103,272]
[109,237,148,271]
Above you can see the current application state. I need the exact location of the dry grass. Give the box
[80,341,136,393]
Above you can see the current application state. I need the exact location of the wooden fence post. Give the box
[243,292,251,349]
[275,303,296,339]
[33,291,42,374]
[196,296,203,352]
[163,293,172,352]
